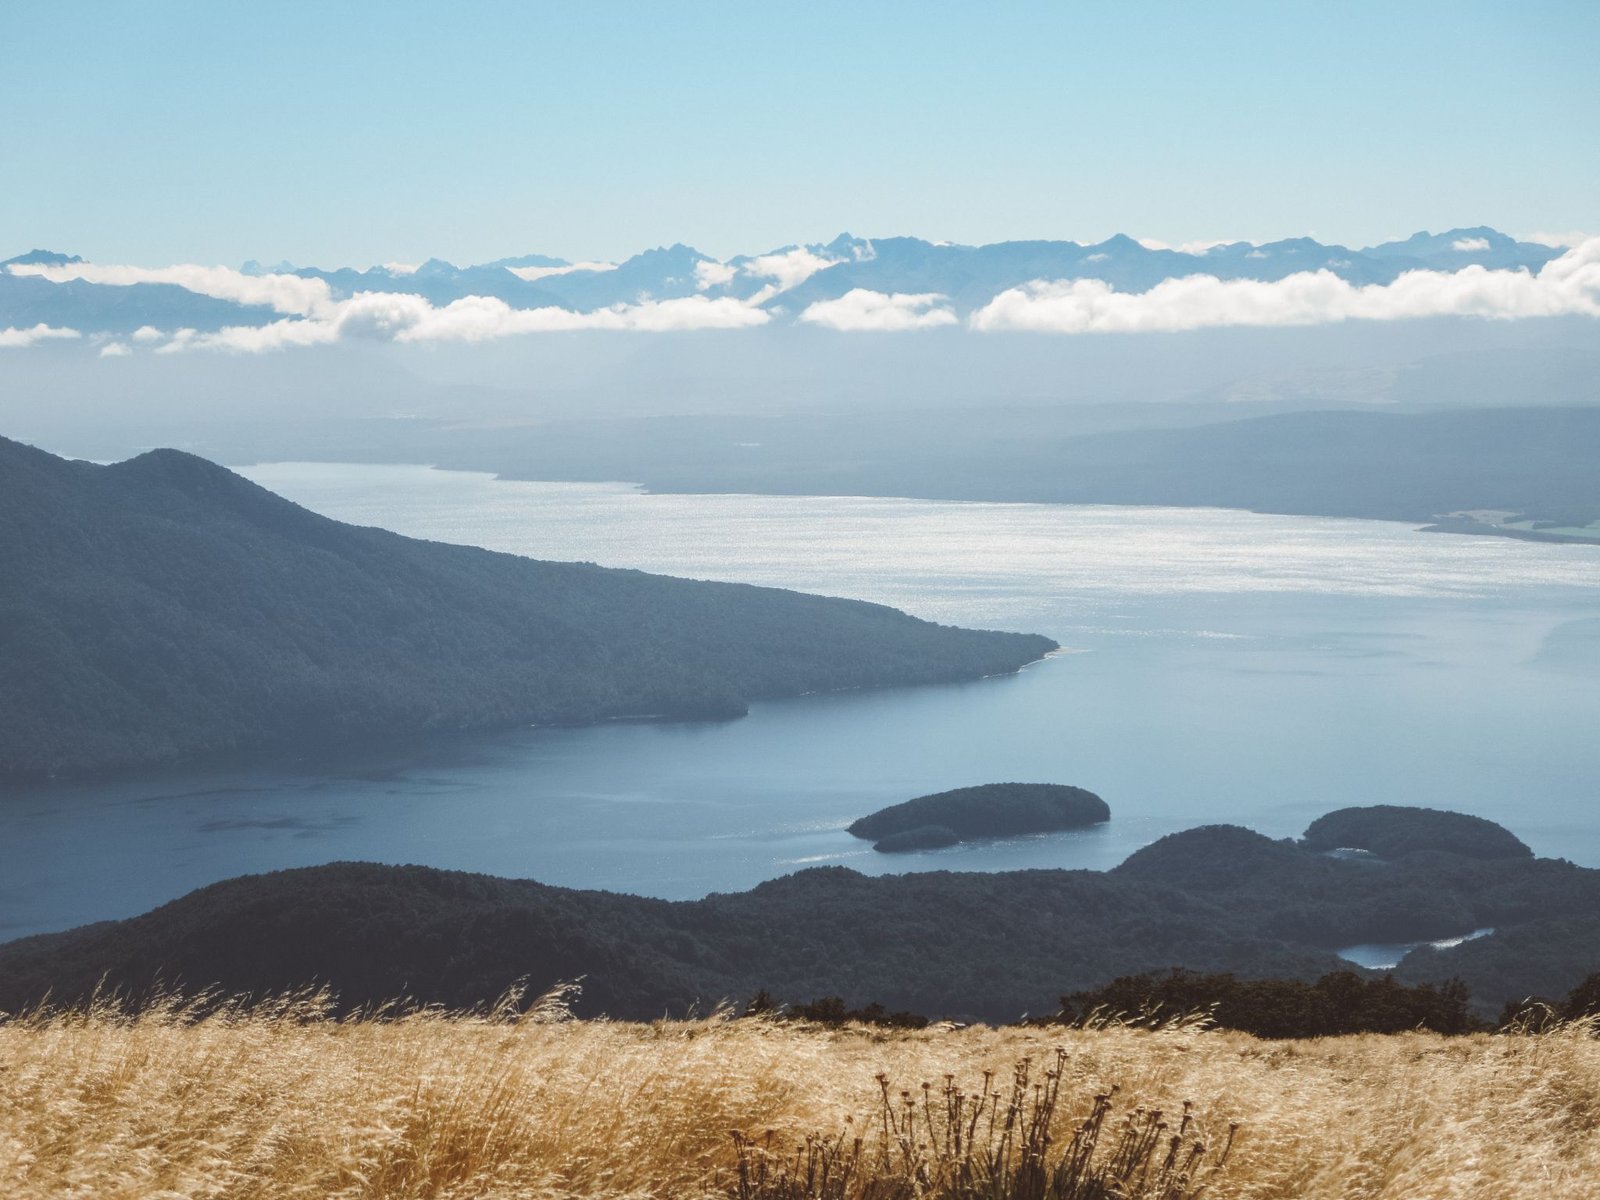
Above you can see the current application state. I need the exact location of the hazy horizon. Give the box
[4,2,1598,265]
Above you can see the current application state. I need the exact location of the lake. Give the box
[3,463,1597,941]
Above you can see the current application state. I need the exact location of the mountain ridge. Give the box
[1,227,1568,335]
[0,436,1054,778]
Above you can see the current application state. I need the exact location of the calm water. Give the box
[1336,927,1496,971]
[3,464,1597,941]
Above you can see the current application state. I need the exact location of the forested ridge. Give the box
[3,806,1595,1023]
[0,436,1054,777]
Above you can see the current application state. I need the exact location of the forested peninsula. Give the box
[4,806,1594,1023]
[0,436,1054,778]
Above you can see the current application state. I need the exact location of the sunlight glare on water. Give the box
[244,464,1599,630]
[2,462,1596,941]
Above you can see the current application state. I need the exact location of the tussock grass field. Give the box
[2,994,1598,1199]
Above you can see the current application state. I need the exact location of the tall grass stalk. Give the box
[729,1048,1236,1199]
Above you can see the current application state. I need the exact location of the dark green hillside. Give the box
[1055,970,1480,1038]
[1301,805,1533,860]
[848,782,1109,847]
[0,859,1338,1023]
[3,808,1596,1023]
[0,436,1054,777]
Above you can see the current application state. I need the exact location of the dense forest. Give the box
[0,436,1054,778]
[1300,805,1532,860]
[1052,966,1600,1038]
[848,782,1110,851]
[1053,970,1481,1038]
[4,806,1596,1023]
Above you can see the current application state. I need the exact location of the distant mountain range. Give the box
[0,227,1569,338]
[0,436,1052,778]
[183,404,1600,542]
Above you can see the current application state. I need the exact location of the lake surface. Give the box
[1336,927,1496,971]
[4,464,1597,941]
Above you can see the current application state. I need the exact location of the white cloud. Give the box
[687,247,842,298]
[506,261,618,281]
[799,289,958,331]
[693,260,738,290]
[397,293,769,339]
[970,238,1600,333]
[1134,238,1228,254]
[98,341,132,357]
[7,261,331,317]
[25,240,1600,352]
[0,323,81,348]
[741,247,839,292]
[158,290,772,353]
[379,261,420,275]
[160,317,339,354]
[1452,236,1491,252]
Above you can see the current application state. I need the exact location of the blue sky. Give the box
[2,1,1596,266]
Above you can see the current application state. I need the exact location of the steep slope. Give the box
[0,437,1054,777]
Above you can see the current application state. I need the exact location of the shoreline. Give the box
[244,457,1600,549]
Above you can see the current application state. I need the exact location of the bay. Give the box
[3,463,1596,942]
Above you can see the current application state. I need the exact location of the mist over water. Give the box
[3,464,1596,941]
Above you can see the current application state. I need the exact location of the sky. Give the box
[2,1,1597,267]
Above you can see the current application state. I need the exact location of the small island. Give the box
[1300,805,1533,861]
[848,783,1110,853]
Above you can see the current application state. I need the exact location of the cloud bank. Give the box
[507,261,618,282]
[159,291,770,353]
[970,239,1600,334]
[8,261,332,317]
[799,289,958,331]
[9,238,1599,352]
[0,323,81,348]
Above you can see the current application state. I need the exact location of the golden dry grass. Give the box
[2,994,1598,1199]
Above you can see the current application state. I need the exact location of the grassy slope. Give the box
[2,1004,1597,1199]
